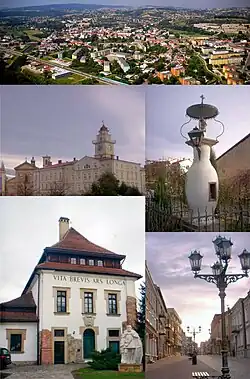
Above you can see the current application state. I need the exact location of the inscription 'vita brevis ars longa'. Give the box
[53,275,126,286]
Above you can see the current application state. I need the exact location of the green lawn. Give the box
[24,29,44,41]
[74,368,144,378]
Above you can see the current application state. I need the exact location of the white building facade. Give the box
[31,123,145,195]
[0,217,141,364]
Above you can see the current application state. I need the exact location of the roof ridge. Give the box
[49,227,121,256]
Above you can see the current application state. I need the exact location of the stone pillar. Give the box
[40,329,53,364]
[126,296,137,327]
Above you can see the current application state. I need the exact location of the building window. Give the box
[97,260,103,266]
[209,182,217,201]
[10,334,22,352]
[70,257,77,264]
[80,258,86,265]
[57,290,67,312]
[108,294,117,314]
[108,330,120,337]
[54,329,65,337]
[84,292,93,313]
[88,259,94,266]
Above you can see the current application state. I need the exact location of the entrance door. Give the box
[54,341,65,364]
[109,341,120,353]
[83,329,95,359]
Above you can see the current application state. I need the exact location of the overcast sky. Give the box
[1,86,145,170]
[146,86,250,162]
[0,197,145,304]
[146,232,250,344]
[1,0,248,10]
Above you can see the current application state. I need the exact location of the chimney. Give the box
[58,160,62,164]
[116,156,119,160]
[59,217,70,240]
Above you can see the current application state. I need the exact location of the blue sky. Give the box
[146,86,250,161]
[1,0,248,9]
[146,232,250,344]
[1,86,145,170]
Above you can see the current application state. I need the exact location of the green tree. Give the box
[135,282,145,371]
[86,172,120,196]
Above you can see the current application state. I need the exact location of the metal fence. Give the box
[145,197,250,232]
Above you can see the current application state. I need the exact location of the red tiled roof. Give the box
[36,261,142,279]
[1,292,36,309]
[0,311,37,322]
[50,227,122,257]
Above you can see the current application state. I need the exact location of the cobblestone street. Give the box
[0,363,85,378]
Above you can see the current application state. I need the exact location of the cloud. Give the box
[146,232,250,342]
[1,86,145,169]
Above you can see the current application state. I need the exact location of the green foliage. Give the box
[135,283,145,371]
[88,348,121,371]
[85,173,142,196]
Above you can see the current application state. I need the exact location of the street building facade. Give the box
[145,262,158,363]
[0,217,141,364]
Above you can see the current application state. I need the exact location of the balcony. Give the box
[159,328,166,335]
[231,325,241,334]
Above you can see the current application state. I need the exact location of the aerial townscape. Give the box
[1,4,250,85]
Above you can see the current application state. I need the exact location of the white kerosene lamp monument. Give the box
[180,95,225,224]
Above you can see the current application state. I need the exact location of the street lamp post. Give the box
[187,326,201,353]
[188,236,250,379]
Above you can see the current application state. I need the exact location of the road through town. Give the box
[146,355,250,379]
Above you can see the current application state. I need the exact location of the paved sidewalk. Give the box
[198,355,250,379]
[146,355,220,379]
[1,363,85,379]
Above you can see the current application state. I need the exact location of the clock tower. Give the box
[92,122,116,159]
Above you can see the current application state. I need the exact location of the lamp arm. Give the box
[225,273,248,285]
[180,117,191,140]
[194,273,218,286]
[214,118,225,140]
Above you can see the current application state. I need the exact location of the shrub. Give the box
[89,348,121,371]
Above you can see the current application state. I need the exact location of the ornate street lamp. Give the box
[188,236,250,379]
[187,326,201,353]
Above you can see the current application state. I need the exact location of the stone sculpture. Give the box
[120,325,143,365]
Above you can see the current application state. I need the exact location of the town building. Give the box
[5,123,145,195]
[231,293,250,358]
[167,308,182,355]
[155,285,168,359]
[145,262,158,363]
[217,133,250,182]
[0,217,141,364]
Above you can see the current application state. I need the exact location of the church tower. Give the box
[92,122,116,159]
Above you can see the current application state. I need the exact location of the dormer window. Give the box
[89,259,94,266]
[70,258,77,264]
[97,260,103,267]
[80,258,86,265]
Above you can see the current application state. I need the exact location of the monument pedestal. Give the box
[118,363,143,373]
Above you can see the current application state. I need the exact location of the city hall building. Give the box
[0,217,141,365]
